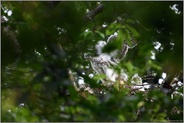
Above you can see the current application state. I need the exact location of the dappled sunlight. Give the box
[1,1,183,122]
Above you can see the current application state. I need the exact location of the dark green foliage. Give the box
[1,1,183,122]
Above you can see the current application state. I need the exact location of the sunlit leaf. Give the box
[93,74,106,80]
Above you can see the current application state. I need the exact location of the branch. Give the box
[86,4,104,20]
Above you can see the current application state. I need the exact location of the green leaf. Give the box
[137,101,145,108]
[84,30,93,38]
[125,24,140,38]
[95,31,105,39]
[93,74,106,80]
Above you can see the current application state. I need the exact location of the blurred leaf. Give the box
[93,74,106,80]
[1,1,183,122]
[95,31,105,39]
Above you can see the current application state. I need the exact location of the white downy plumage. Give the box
[89,33,129,86]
